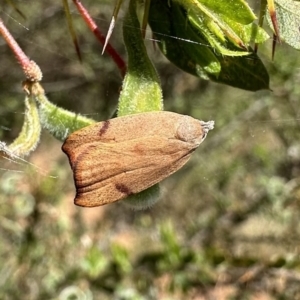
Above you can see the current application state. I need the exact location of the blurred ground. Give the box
[1,1,300,299]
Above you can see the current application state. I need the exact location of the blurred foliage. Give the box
[1,0,300,299]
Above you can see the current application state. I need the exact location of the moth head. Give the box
[200,120,214,141]
[175,116,214,145]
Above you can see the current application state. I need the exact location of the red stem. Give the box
[0,18,42,81]
[0,18,31,70]
[72,0,126,78]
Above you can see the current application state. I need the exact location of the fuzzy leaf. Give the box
[266,0,300,49]
[7,94,41,157]
[118,0,163,116]
[30,82,95,141]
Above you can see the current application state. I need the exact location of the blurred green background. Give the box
[1,1,300,299]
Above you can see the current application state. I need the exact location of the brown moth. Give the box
[62,111,214,207]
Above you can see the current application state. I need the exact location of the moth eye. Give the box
[175,116,202,143]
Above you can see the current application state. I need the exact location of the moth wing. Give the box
[62,111,198,151]
[69,136,196,207]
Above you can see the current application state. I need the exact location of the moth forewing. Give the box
[62,111,214,207]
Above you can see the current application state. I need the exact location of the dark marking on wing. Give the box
[99,120,110,136]
[115,183,133,195]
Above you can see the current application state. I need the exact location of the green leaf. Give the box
[32,83,95,141]
[266,0,300,49]
[224,19,270,44]
[177,0,259,50]
[171,3,222,75]
[210,52,270,91]
[185,0,256,24]
[149,0,221,79]
[149,0,270,91]
[7,94,41,157]
[188,14,251,56]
